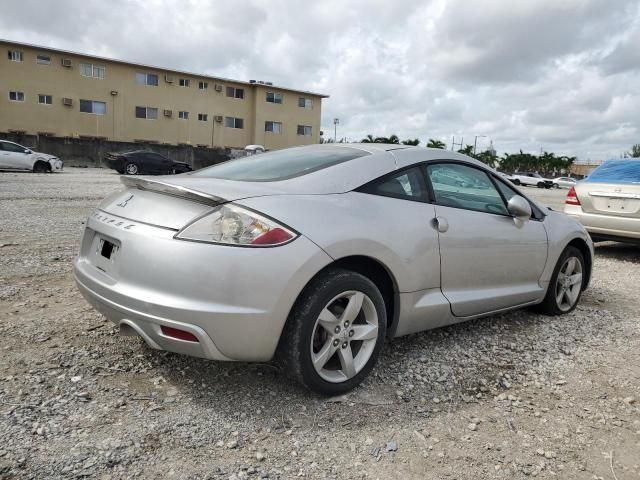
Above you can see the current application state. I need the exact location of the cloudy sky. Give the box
[2,0,639,160]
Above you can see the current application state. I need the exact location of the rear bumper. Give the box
[564,205,640,242]
[73,211,332,361]
[75,274,233,360]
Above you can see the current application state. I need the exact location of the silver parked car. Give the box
[552,176,577,189]
[565,159,640,244]
[74,144,593,394]
[0,140,63,172]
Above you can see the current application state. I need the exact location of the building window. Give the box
[179,78,190,87]
[224,117,244,129]
[178,111,189,120]
[265,121,282,134]
[8,91,25,102]
[80,63,105,79]
[198,113,208,121]
[198,81,208,90]
[80,99,106,115]
[297,125,312,136]
[298,97,313,109]
[226,86,244,99]
[36,54,51,65]
[136,72,159,86]
[38,94,53,105]
[266,92,283,104]
[8,50,23,62]
[135,106,158,119]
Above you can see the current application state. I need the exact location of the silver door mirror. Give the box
[507,195,532,221]
[24,149,31,154]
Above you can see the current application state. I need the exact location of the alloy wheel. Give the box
[125,163,139,175]
[310,291,379,383]
[555,256,583,312]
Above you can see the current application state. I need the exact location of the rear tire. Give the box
[277,268,387,395]
[537,182,545,188]
[124,162,139,175]
[534,246,585,315]
[513,179,521,186]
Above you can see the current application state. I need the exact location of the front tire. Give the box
[277,268,387,395]
[513,179,521,186]
[33,161,50,173]
[535,246,585,315]
[537,182,545,188]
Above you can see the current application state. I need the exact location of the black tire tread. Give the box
[276,268,386,395]
[534,246,585,316]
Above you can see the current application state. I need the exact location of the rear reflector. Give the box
[160,325,199,342]
[565,186,581,206]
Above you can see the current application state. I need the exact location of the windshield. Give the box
[191,146,369,182]
[585,160,640,184]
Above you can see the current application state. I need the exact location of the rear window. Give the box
[586,160,640,184]
[191,146,369,181]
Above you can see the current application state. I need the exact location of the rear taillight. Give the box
[565,186,581,206]
[176,203,296,246]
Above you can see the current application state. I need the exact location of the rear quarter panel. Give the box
[239,192,442,293]
[540,210,594,288]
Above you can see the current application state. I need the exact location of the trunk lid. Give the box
[98,176,247,230]
[575,182,640,218]
[98,175,303,230]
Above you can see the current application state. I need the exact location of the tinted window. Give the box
[586,160,640,184]
[427,163,508,215]
[361,167,428,201]
[192,146,369,182]
[1,142,26,153]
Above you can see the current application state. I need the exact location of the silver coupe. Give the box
[74,144,593,394]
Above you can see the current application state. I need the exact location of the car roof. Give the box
[169,144,496,198]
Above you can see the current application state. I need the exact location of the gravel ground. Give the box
[1,169,639,480]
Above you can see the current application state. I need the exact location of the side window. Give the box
[426,163,508,215]
[494,177,518,203]
[361,167,428,201]
[2,142,25,153]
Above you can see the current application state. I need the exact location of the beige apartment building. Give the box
[0,40,327,150]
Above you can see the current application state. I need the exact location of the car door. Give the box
[1,141,33,170]
[150,153,174,174]
[425,162,548,317]
[0,142,8,168]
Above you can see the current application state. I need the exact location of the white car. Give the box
[552,176,577,189]
[0,140,63,173]
[510,171,553,189]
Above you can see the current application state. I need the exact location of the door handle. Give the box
[433,216,449,233]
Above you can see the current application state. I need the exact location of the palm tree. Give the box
[427,139,446,149]
[401,138,420,146]
[360,134,375,143]
[458,144,474,156]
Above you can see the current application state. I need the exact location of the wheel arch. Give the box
[567,237,592,290]
[290,255,400,337]
[33,160,51,173]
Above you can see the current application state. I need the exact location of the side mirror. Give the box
[24,149,31,154]
[507,195,532,221]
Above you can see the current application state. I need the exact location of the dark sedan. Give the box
[105,151,192,175]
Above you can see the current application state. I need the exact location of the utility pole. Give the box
[333,118,339,142]
[451,136,463,151]
[473,135,487,154]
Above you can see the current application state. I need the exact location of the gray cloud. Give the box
[1,0,639,160]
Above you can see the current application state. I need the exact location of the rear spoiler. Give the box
[120,176,225,206]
